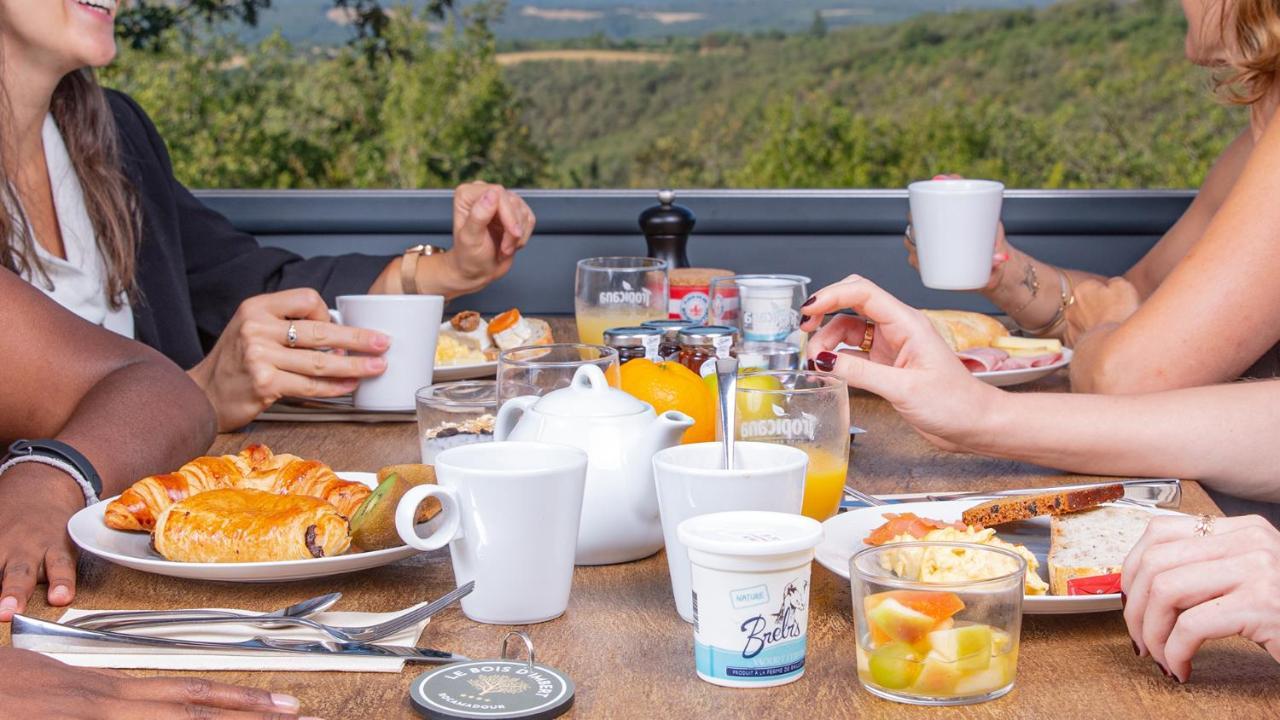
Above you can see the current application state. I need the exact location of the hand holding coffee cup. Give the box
[906,178,1005,290]
[395,442,588,625]
[333,295,445,411]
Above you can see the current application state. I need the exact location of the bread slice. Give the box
[1048,506,1152,595]
[922,310,1009,352]
[961,484,1124,527]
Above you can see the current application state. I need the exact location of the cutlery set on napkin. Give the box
[12,582,474,673]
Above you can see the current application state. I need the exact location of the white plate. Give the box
[815,499,1181,614]
[433,360,497,382]
[972,348,1072,387]
[67,473,438,583]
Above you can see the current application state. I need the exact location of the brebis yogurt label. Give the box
[678,512,824,689]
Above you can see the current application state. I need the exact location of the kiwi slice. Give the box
[350,474,411,551]
[376,464,440,523]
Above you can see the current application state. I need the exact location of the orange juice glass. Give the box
[733,370,851,521]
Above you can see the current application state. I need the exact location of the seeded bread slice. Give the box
[1048,506,1152,595]
[960,484,1125,528]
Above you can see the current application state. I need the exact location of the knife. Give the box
[843,478,1181,509]
[11,615,466,664]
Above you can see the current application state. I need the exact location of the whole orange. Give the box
[619,359,715,444]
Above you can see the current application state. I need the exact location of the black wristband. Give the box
[4,439,103,498]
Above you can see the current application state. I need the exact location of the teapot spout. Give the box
[631,410,695,521]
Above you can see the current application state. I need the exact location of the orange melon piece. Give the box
[864,591,966,647]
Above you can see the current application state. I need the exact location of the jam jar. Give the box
[604,326,664,364]
[676,325,738,374]
[642,319,699,359]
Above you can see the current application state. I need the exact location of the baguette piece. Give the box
[922,310,1009,352]
[1048,506,1152,595]
[961,484,1125,527]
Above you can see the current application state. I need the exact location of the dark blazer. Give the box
[109,90,390,370]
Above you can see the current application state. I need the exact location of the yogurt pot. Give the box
[677,511,824,688]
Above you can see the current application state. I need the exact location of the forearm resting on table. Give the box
[960,381,1280,502]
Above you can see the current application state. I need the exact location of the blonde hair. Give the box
[1219,0,1280,105]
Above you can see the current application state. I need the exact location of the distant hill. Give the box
[233,0,1057,44]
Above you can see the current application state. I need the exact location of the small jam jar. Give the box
[677,325,738,374]
[642,319,699,359]
[603,326,663,364]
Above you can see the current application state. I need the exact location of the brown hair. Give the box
[2,69,139,308]
[1219,0,1280,106]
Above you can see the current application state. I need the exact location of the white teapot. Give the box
[495,364,694,565]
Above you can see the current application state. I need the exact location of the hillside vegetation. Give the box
[508,0,1242,188]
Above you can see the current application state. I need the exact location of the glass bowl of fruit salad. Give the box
[850,542,1025,706]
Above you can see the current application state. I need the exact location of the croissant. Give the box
[153,489,351,562]
[105,444,371,532]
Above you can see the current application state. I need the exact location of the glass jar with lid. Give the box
[415,380,498,463]
[603,326,664,364]
[676,325,738,374]
[642,319,699,359]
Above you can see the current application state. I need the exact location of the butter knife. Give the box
[11,615,466,664]
[843,478,1181,509]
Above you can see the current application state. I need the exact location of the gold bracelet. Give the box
[1018,269,1072,337]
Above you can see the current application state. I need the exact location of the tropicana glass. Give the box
[496,343,621,406]
[731,370,850,521]
[708,274,811,372]
[575,257,670,346]
[850,542,1025,706]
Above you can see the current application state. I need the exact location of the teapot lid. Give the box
[532,365,650,417]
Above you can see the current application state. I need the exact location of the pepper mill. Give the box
[639,189,696,269]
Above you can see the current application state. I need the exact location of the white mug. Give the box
[333,295,444,411]
[653,442,808,623]
[908,179,1004,290]
[395,441,588,625]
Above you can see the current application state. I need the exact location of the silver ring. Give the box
[905,223,916,246]
[286,322,298,349]
[1193,514,1215,537]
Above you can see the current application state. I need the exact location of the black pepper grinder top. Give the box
[639,189,696,270]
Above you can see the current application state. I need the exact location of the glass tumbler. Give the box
[850,543,1025,706]
[575,257,670,345]
[497,343,621,406]
[708,274,811,372]
[731,370,850,521]
[416,381,498,464]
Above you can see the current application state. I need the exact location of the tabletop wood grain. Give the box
[7,317,1278,719]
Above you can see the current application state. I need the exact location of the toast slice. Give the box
[960,484,1124,528]
[1048,506,1152,595]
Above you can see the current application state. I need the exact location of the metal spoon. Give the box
[715,356,739,470]
[68,592,343,631]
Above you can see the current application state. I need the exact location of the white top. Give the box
[17,114,133,338]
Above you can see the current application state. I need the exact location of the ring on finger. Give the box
[1193,514,1216,537]
[286,321,299,349]
[905,224,916,246]
[859,319,876,353]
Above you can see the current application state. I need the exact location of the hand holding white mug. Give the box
[189,288,391,431]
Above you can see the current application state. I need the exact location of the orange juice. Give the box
[575,305,667,345]
[801,446,848,521]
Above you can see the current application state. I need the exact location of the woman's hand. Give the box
[1121,514,1280,683]
[1063,276,1142,346]
[189,289,390,432]
[0,648,305,718]
[800,275,1002,449]
[433,182,534,297]
[904,174,1011,292]
[0,465,83,621]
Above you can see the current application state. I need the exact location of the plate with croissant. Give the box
[67,445,444,582]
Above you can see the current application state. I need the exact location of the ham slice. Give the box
[957,347,1009,372]
[958,349,1064,373]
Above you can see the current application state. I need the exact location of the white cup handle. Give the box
[494,395,539,441]
[328,309,343,325]
[396,485,461,551]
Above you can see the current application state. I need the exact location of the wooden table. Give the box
[7,319,1279,718]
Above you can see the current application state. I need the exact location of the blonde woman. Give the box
[905,0,1280,405]
[1,1,535,431]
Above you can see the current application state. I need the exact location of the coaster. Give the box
[410,633,575,720]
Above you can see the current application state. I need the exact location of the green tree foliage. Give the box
[102,2,544,189]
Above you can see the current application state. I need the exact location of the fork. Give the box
[86,581,474,644]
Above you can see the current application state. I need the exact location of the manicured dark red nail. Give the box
[801,295,817,308]
[806,359,817,371]
[1120,591,1127,609]
[1157,662,1172,678]
[1131,639,1140,656]
[814,352,838,372]
[1178,670,1190,684]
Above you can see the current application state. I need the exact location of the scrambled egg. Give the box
[880,526,1049,595]
[435,334,486,366]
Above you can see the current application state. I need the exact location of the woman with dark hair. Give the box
[2,0,535,431]
[0,266,305,714]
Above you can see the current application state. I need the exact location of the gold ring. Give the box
[859,320,876,353]
[1193,514,1215,537]
[286,322,298,349]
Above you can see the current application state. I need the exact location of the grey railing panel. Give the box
[201,189,1191,315]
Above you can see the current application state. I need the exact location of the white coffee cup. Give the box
[653,442,808,623]
[333,295,444,411]
[395,441,588,625]
[908,179,1004,290]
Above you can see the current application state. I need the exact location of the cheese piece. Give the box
[991,336,1063,353]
